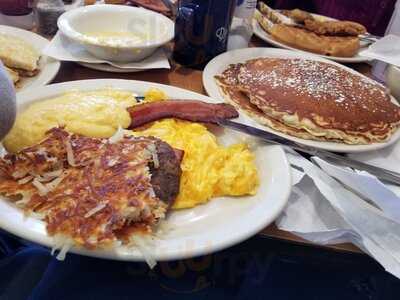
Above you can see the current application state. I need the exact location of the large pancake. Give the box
[216,78,344,142]
[215,58,400,144]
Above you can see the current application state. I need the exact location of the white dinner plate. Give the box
[0,25,61,91]
[0,79,291,262]
[252,13,372,63]
[203,47,400,153]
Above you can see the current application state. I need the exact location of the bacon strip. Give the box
[127,100,239,128]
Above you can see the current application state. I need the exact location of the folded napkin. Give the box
[276,145,400,279]
[360,34,400,68]
[43,32,170,70]
[313,157,400,222]
[349,142,400,174]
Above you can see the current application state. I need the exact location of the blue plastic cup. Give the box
[173,0,236,69]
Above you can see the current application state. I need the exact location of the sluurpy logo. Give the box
[126,257,214,294]
[126,250,275,295]
[216,27,228,42]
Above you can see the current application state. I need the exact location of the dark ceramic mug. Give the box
[0,0,33,16]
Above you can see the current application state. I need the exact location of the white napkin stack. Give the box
[43,32,170,70]
[276,143,400,279]
[360,34,400,68]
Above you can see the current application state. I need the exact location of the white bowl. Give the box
[387,65,400,103]
[58,4,174,62]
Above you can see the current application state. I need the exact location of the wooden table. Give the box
[52,37,370,254]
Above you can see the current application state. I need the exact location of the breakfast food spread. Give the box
[0,87,259,256]
[215,58,400,144]
[0,127,182,254]
[255,3,366,58]
[0,33,41,86]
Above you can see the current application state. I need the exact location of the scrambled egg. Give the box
[4,89,137,153]
[144,88,168,102]
[134,119,259,209]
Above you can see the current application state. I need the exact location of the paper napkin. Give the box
[43,32,170,70]
[360,34,400,67]
[312,157,400,222]
[276,150,400,279]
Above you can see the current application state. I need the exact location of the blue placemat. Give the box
[0,230,399,300]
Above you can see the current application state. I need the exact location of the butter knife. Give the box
[219,119,400,186]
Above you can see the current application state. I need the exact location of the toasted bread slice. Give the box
[4,65,19,84]
[0,33,40,72]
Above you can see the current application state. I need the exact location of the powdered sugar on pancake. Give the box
[216,58,400,144]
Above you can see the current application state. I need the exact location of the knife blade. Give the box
[218,119,400,186]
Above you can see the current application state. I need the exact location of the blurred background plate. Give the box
[252,13,372,64]
[0,25,60,92]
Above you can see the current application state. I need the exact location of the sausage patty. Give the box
[149,139,182,207]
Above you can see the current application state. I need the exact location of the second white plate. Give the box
[0,25,61,91]
[0,79,291,262]
[252,17,371,64]
[203,47,400,153]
